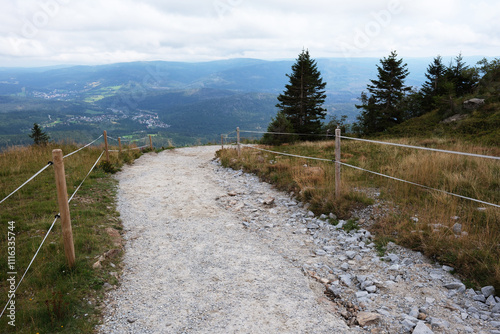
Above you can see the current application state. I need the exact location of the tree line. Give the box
[264,49,499,144]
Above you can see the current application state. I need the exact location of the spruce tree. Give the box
[421,55,447,111]
[276,49,327,140]
[29,123,50,145]
[355,50,410,135]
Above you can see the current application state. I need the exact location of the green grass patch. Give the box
[0,142,145,333]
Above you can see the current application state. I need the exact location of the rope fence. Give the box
[0,149,106,319]
[0,129,156,321]
[1,134,105,206]
[230,128,500,209]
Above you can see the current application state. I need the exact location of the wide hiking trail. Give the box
[96,146,349,333]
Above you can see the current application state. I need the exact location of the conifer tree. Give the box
[29,123,50,145]
[355,50,410,135]
[275,49,327,140]
[421,55,447,111]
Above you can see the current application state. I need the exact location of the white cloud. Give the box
[0,0,498,66]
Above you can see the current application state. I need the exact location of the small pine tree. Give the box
[29,123,50,145]
[421,55,447,111]
[276,49,327,140]
[262,112,298,145]
[355,50,411,135]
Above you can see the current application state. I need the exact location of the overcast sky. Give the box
[1,0,499,67]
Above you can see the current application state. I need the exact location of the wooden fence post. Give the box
[237,127,241,157]
[149,135,153,150]
[103,130,109,162]
[221,134,224,150]
[335,128,341,199]
[118,137,122,153]
[52,149,76,268]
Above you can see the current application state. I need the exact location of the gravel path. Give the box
[97,146,349,333]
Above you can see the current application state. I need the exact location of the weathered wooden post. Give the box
[149,135,153,150]
[335,128,341,199]
[237,127,241,157]
[118,137,122,153]
[221,134,224,150]
[103,130,109,162]
[52,149,75,268]
[326,129,330,140]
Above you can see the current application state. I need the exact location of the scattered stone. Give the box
[315,249,327,256]
[356,312,380,326]
[262,197,275,205]
[444,282,465,290]
[92,261,102,270]
[452,223,462,235]
[346,251,356,259]
[482,286,496,298]
[412,321,434,334]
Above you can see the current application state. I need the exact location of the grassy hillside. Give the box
[218,137,500,291]
[384,102,500,146]
[0,142,146,333]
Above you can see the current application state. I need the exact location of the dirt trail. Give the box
[97,146,349,333]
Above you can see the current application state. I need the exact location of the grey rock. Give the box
[492,304,500,313]
[306,223,319,229]
[346,251,356,259]
[413,322,433,334]
[444,282,465,290]
[442,265,454,272]
[466,288,477,297]
[487,295,498,306]
[314,249,327,256]
[329,213,337,220]
[340,274,353,287]
[482,286,496,298]
[452,223,462,235]
[365,285,377,293]
[340,263,349,271]
[429,317,450,329]
[409,307,420,318]
[323,246,336,253]
[307,211,315,217]
[492,321,500,328]
[402,318,417,331]
[474,294,487,303]
[386,253,400,263]
[377,308,392,317]
[327,286,342,298]
[356,291,369,299]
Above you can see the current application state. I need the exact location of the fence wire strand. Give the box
[0,162,53,205]
[0,216,58,319]
[338,135,500,160]
[239,144,499,209]
[63,135,103,159]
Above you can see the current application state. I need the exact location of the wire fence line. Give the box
[0,162,53,205]
[338,136,500,161]
[240,130,334,137]
[237,143,500,209]
[0,150,106,320]
[1,135,106,206]
[63,135,103,159]
[237,129,499,160]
